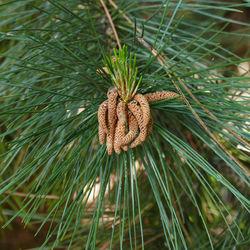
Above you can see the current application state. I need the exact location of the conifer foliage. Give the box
[0,0,249,249]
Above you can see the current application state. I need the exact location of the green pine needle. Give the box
[0,0,249,249]
[103,45,142,103]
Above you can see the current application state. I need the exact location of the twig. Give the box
[108,0,134,26]
[139,37,249,176]
[5,190,59,199]
[108,0,249,148]
[108,0,249,176]
[180,85,250,149]
[100,0,121,49]
[137,232,164,249]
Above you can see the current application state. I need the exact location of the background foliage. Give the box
[0,0,249,249]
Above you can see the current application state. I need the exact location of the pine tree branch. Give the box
[100,0,121,49]
[138,38,249,176]
[1,1,249,248]
[4,190,59,199]
[108,0,249,177]
[137,232,164,249]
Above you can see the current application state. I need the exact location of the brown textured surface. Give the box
[134,94,151,126]
[147,114,153,136]
[121,145,128,151]
[114,120,122,154]
[129,136,142,148]
[128,102,147,143]
[106,132,113,155]
[121,111,138,146]
[117,101,127,124]
[114,101,127,154]
[145,91,181,103]
[107,89,119,154]
[98,125,106,145]
[97,100,108,133]
[108,89,118,131]
[130,114,153,148]
[97,90,180,152]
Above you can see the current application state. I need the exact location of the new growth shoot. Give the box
[103,45,142,103]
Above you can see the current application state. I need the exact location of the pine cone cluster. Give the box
[98,87,181,155]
